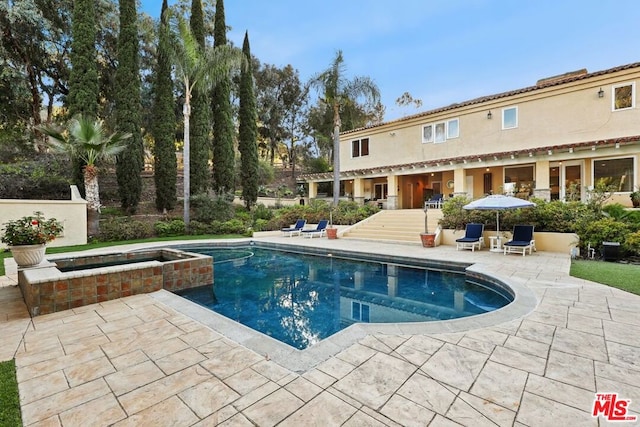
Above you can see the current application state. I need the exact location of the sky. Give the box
[140,0,640,121]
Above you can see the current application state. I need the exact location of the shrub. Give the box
[252,203,273,221]
[575,217,630,254]
[603,203,628,220]
[440,196,474,230]
[98,218,154,241]
[154,219,186,237]
[626,231,640,257]
[233,206,252,223]
[187,220,213,235]
[191,194,235,222]
[210,219,248,235]
[253,218,269,232]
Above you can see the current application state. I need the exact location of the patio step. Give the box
[342,209,443,243]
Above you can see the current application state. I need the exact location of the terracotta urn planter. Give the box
[326,227,338,239]
[9,244,46,267]
[420,232,436,248]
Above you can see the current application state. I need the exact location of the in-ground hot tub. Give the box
[17,248,213,316]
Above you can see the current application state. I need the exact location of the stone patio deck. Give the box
[1,237,639,426]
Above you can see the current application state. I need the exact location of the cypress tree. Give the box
[67,0,98,118]
[115,0,144,214]
[68,0,99,192]
[238,32,259,209]
[152,0,177,213]
[189,0,211,195]
[211,0,236,195]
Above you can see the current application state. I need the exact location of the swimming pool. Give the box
[174,246,513,350]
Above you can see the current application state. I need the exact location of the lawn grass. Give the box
[0,359,22,427]
[570,260,640,295]
[0,234,243,277]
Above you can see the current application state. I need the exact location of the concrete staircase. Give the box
[341,209,443,244]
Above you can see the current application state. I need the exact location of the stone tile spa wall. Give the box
[18,248,213,316]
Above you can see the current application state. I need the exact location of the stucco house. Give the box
[301,62,640,209]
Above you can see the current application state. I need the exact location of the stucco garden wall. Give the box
[0,185,87,249]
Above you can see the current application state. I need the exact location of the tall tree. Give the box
[67,0,98,118]
[211,0,235,195]
[167,12,243,226]
[309,50,380,205]
[238,31,259,209]
[188,0,211,195]
[39,117,130,237]
[0,0,72,135]
[152,0,177,213]
[114,0,144,214]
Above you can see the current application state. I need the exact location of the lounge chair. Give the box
[301,220,329,238]
[503,225,536,256]
[455,223,485,251]
[281,219,306,237]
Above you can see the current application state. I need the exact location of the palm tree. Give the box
[39,116,130,237]
[167,13,244,227]
[309,50,380,206]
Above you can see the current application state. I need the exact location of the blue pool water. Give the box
[175,247,512,350]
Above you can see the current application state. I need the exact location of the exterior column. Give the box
[352,178,365,205]
[386,175,398,209]
[534,160,551,201]
[453,167,467,197]
[308,182,318,199]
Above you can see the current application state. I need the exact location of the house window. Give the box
[422,118,459,143]
[351,301,370,322]
[447,119,459,139]
[374,183,388,200]
[613,83,635,111]
[593,157,634,192]
[422,125,433,143]
[502,107,518,129]
[504,164,534,197]
[351,138,369,157]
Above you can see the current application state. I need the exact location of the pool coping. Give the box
[156,239,538,373]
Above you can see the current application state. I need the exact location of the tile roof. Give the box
[298,136,640,181]
[341,62,640,136]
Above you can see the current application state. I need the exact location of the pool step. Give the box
[342,209,442,243]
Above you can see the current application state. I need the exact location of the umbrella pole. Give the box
[496,211,500,238]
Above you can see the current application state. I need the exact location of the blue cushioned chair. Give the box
[455,223,485,251]
[301,220,329,238]
[281,219,306,237]
[503,225,536,256]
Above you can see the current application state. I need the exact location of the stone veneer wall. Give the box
[18,249,212,316]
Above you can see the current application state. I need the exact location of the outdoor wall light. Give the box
[510,154,515,159]
[487,111,492,119]
[615,142,620,149]
[598,88,604,98]
[548,150,553,155]
[569,147,574,153]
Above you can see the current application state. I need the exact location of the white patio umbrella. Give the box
[463,195,536,243]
